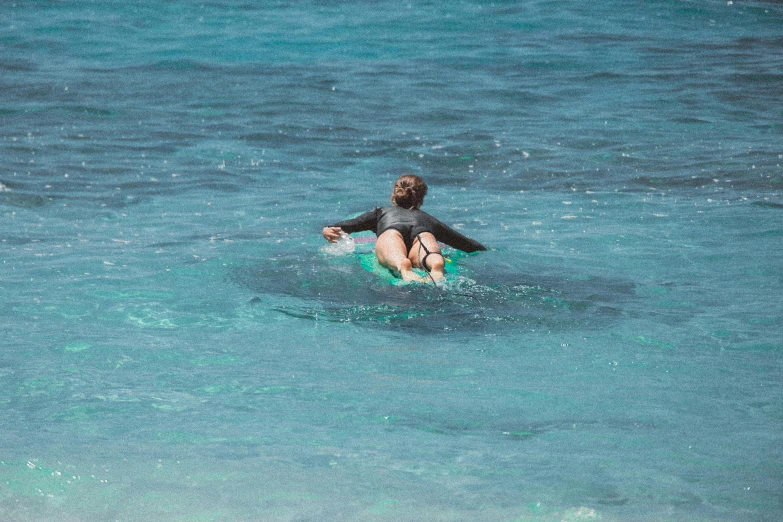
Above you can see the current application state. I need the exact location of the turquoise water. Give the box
[2,1,782,520]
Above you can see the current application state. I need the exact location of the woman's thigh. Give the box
[375,229,409,268]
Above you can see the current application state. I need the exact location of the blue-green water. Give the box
[2,1,782,520]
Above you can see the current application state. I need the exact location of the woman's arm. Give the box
[323,208,380,242]
[433,219,487,253]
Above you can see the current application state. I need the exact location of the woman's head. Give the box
[391,174,428,209]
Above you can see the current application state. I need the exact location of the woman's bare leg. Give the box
[375,230,422,281]
[410,232,445,281]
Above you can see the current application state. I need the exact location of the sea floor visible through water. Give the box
[2,0,783,520]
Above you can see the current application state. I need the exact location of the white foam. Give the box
[320,233,355,256]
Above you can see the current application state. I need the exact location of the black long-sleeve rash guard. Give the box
[327,205,487,253]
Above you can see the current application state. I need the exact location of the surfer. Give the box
[323,174,486,282]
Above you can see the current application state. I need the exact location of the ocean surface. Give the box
[2,1,782,520]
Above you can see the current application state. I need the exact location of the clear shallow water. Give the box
[2,0,782,520]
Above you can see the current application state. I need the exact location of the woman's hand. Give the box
[322,226,343,243]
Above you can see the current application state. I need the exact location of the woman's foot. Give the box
[400,270,424,282]
[427,269,445,282]
[398,260,424,282]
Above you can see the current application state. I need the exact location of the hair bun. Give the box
[391,174,428,209]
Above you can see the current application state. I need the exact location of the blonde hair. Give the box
[391,174,428,209]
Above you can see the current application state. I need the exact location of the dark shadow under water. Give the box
[230,250,637,336]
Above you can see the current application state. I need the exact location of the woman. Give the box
[323,174,486,281]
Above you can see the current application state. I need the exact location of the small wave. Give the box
[143,59,221,72]
[753,200,783,209]
[0,58,37,72]
[0,191,51,209]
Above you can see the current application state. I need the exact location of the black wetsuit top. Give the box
[327,206,486,253]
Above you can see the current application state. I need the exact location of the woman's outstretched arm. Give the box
[323,208,380,240]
